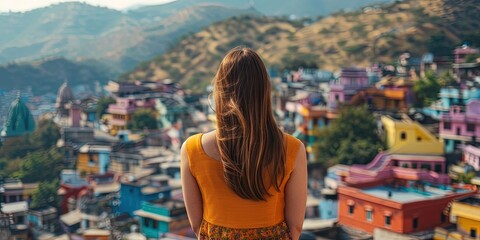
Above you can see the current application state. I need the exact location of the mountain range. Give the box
[120,0,480,93]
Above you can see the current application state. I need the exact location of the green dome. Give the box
[1,97,36,137]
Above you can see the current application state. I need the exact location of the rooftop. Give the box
[457,194,480,206]
[361,185,467,203]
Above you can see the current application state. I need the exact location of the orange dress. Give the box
[185,133,302,239]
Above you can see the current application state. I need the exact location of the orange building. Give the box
[338,179,476,235]
[350,88,412,112]
[77,144,111,176]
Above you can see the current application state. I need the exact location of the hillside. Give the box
[129,0,394,18]
[0,58,111,95]
[120,0,480,93]
[0,2,260,73]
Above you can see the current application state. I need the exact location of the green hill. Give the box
[0,58,111,95]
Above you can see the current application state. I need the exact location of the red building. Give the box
[338,178,477,235]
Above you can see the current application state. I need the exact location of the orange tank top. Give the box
[185,133,301,229]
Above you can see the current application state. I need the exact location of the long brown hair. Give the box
[213,47,286,201]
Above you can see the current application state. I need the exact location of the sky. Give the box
[0,0,176,12]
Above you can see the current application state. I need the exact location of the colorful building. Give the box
[347,75,415,113]
[345,116,448,185]
[328,67,369,112]
[440,100,480,153]
[117,175,174,215]
[463,145,480,171]
[453,45,480,85]
[381,115,444,155]
[27,206,58,233]
[77,144,111,176]
[424,87,480,120]
[135,199,189,238]
[435,195,480,240]
[338,178,476,235]
[106,97,156,135]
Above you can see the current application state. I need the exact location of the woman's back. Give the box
[180,47,307,240]
[185,131,302,229]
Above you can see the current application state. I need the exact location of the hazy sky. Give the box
[0,0,176,12]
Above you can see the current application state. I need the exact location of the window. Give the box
[402,163,409,168]
[441,213,446,223]
[16,215,24,224]
[335,94,339,101]
[143,218,150,227]
[348,205,355,215]
[385,216,391,226]
[417,137,422,142]
[456,127,461,135]
[153,220,158,229]
[467,123,475,132]
[435,164,442,173]
[421,164,431,171]
[412,163,417,169]
[413,217,418,229]
[444,122,451,130]
[366,211,373,222]
[401,132,407,140]
[471,228,477,238]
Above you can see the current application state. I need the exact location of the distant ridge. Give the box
[120,0,480,93]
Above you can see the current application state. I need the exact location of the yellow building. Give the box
[381,115,444,155]
[450,195,480,239]
[77,144,111,176]
[435,195,480,240]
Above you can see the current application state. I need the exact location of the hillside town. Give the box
[1,41,480,240]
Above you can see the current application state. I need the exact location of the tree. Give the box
[30,180,60,209]
[96,96,116,119]
[131,108,158,130]
[439,71,457,87]
[413,71,441,108]
[0,118,60,159]
[313,105,384,167]
[0,136,34,159]
[13,148,64,183]
[31,118,60,149]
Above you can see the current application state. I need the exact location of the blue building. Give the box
[117,175,173,216]
[424,87,480,119]
[135,199,189,238]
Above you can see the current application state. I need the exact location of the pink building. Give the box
[463,145,480,171]
[107,97,156,134]
[440,100,480,153]
[329,68,369,111]
[346,152,450,185]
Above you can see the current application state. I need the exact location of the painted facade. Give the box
[338,180,476,235]
[463,145,480,171]
[135,199,189,238]
[328,68,369,112]
[77,144,111,176]
[117,175,173,216]
[440,100,480,153]
[381,115,444,155]
[424,88,480,120]
[435,195,480,240]
[453,45,480,84]
[107,97,156,135]
[450,195,480,239]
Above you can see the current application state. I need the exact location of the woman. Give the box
[181,47,307,239]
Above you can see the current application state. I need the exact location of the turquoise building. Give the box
[134,199,189,238]
[423,87,480,120]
